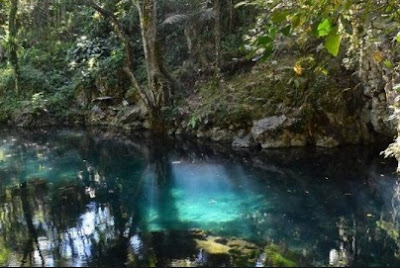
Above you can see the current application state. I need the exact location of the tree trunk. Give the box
[136,0,173,108]
[136,0,174,131]
[214,0,221,72]
[9,0,20,93]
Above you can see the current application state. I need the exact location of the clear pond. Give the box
[0,128,399,267]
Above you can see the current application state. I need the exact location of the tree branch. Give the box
[76,0,151,106]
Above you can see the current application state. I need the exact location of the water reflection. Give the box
[0,128,399,266]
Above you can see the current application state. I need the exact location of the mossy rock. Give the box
[264,244,301,267]
[195,235,261,266]
[195,236,231,255]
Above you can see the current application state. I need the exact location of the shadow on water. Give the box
[0,128,399,266]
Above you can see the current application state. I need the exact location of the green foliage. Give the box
[237,0,400,60]
[20,92,47,116]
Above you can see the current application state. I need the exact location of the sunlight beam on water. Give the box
[171,162,250,229]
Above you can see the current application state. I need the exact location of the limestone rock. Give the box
[251,115,287,139]
[232,134,253,148]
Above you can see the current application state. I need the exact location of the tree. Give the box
[8,0,19,93]
[135,0,174,130]
[78,0,174,132]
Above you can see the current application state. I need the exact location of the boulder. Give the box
[251,116,305,148]
[251,115,287,139]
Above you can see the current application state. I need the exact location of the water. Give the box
[0,128,399,267]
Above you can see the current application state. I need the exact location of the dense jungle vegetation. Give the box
[0,0,400,154]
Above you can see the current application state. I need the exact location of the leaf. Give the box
[293,63,303,75]
[317,19,331,37]
[271,10,289,24]
[324,28,342,56]
[397,32,400,43]
[383,60,394,69]
[256,35,273,46]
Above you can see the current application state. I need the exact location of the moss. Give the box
[264,244,299,267]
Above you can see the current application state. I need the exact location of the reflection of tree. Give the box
[20,182,44,266]
[1,129,400,267]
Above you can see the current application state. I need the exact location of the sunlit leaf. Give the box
[293,63,303,75]
[324,28,341,56]
[317,19,331,37]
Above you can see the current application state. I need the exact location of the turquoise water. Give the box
[0,128,399,266]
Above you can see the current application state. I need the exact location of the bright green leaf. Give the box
[324,29,342,56]
[384,59,394,69]
[317,19,331,37]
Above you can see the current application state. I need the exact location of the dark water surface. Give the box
[0,128,399,267]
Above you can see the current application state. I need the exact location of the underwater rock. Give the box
[195,237,231,255]
[170,259,196,267]
[195,235,261,266]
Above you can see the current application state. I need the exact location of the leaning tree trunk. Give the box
[9,0,20,93]
[136,0,174,132]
